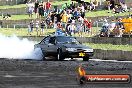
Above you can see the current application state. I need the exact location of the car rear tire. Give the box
[56,49,65,61]
[83,57,89,61]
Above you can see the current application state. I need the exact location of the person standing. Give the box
[35,20,39,36]
[45,0,51,15]
[29,20,34,35]
[26,3,34,18]
[38,2,44,18]
[28,23,31,35]
[40,21,45,35]
[55,22,65,36]
[107,0,112,13]
[34,0,39,18]
[80,4,85,18]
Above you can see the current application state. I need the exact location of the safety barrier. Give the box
[0,21,132,37]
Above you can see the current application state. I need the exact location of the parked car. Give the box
[34,35,94,61]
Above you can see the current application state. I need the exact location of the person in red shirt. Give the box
[45,1,51,15]
[84,18,92,34]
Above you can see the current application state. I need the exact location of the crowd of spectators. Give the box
[100,15,132,37]
[26,0,51,18]
[28,20,45,36]
[26,0,131,37]
[27,0,93,36]
[104,0,128,13]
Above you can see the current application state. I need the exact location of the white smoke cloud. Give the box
[0,34,43,60]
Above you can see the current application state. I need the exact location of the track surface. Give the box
[0,59,132,88]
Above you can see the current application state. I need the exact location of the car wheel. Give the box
[83,57,89,61]
[56,49,64,61]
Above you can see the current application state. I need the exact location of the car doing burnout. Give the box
[34,35,94,61]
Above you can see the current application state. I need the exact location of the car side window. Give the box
[40,36,50,44]
[49,37,56,44]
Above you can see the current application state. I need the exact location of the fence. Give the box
[0,20,132,37]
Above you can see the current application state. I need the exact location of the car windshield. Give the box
[56,36,80,44]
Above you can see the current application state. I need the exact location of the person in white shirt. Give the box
[26,3,34,18]
[68,20,76,36]
[109,20,116,32]
[120,2,127,12]
[35,20,39,36]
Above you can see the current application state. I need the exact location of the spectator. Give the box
[109,19,116,33]
[50,12,56,23]
[55,22,65,36]
[55,12,63,23]
[120,2,127,12]
[35,20,39,36]
[34,0,39,18]
[76,19,83,36]
[43,2,46,17]
[45,1,51,15]
[80,4,85,18]
[65,20,72,36]
[89,0,98,11]
[46,14,51,28]
[68,20,76,36]
[110,0,115,9]
[29,20,34,34]
[3,13,11,20]
[26,3,34,18]
[40,21,45,35]
[113,5,120,14]
[114,18,124,37]
[38,2,44,18]
[62,3,68,10]
[61,10,68,28]
[70,2,76,10]
[93,0,98,10]
[28,23,31,35]
[73,8,80,19]
[84,19,92,34]
[106,0,112,13]
[100,19,109,37]
[67,10,72,21]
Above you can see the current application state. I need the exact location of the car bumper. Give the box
[64,52,94,58]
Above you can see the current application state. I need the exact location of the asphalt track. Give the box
[0,59,132,88]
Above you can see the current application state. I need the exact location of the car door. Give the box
[39,36,51,55]
[47,36,58,56]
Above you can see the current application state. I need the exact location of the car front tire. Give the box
[56,49,65,61]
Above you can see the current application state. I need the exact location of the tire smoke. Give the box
[0,34,43,60]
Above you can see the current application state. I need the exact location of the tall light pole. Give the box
[16,0,17,5]
[6,0,9,5]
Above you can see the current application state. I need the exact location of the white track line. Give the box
[65,58,132,63]
[4,75,49,78]
[90,59,132,63]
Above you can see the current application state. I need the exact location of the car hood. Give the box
[62,44,92,49]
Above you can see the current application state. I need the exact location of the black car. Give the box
[34,35,94,61]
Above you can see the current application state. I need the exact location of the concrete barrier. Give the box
[17,36,132,45]
[0,7,26,15]
[93,49,132,61]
